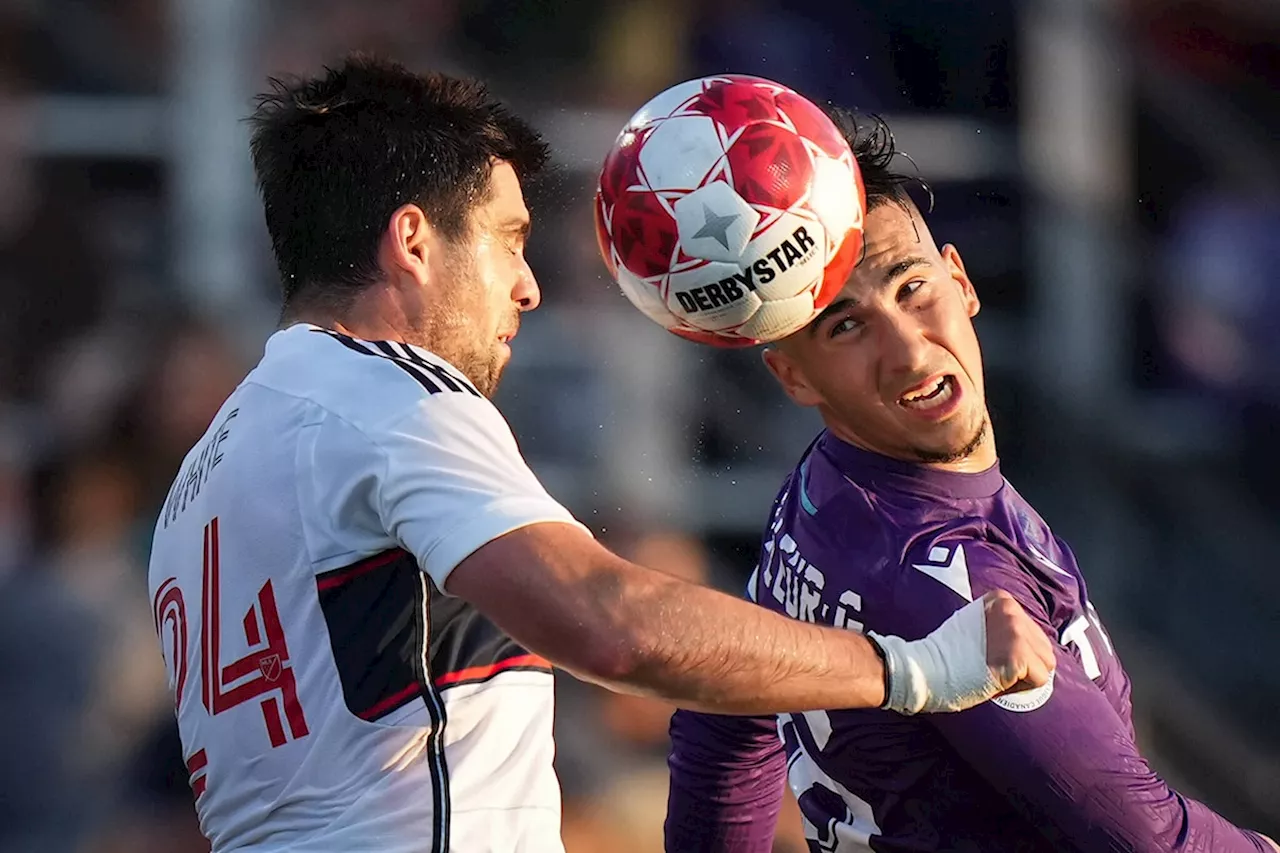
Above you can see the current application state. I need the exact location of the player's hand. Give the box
[982,589,1056,695]
[868,590,1055,715]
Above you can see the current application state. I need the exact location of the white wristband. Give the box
[868,597,1001,715]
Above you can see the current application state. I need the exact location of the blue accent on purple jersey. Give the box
[665,432,1269,853]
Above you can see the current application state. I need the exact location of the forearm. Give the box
[571,555,887,714]
[450,524,885,712]
[450,523,1012,717]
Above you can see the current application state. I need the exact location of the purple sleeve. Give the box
[664,709,787,853]
[888,540,1269,853]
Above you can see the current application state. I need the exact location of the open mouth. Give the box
[898,375,955,411]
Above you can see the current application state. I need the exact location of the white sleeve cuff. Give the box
[420,496,591,592]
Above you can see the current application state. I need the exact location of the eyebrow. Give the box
[807,297,856,338]
[805,256,934,337]
[501,216,531,240]
[879,255,933,285]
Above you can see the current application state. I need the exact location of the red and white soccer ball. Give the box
[594,74,866,347]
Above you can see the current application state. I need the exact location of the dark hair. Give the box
[247,54,550,308]
[824,107,933,214]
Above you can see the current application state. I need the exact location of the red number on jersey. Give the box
[153,577,190,711]
[201,517,309,746]
[153,516,310,772]
[186,748,209,798]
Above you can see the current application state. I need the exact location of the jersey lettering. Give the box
[778,713,879,851]
[1060,608,1113,682]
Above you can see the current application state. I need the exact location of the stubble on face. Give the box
[413,240,516,398]
[907,415,989,465]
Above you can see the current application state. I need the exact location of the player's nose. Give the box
[513,259,541,312]
[879,312,931,374]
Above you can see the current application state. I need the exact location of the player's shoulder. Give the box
[876,519,1044,632]
[748,441,896,610]
[781,439,895,563]
[797,441,1017,597]
[246,323,496,433]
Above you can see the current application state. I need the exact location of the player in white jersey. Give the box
[147,55,1055,852]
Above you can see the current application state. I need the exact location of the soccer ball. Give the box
[594,74,866,347]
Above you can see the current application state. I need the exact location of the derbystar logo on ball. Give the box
[594,74,867,348]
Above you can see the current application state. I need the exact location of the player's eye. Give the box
[898,279,926,301]
[829,316,862,338]
[503,224,530,254]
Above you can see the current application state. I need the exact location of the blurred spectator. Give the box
[109,318,248,518]
[0,426,102,853]
[0,164,112,402]
[1157,191,1280,505]
[1159,192,1280,405]
[84,718,208,853]
[35,445,168,778]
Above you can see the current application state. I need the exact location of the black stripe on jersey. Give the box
[315,550,450,851]
[372,340,479,397]
[315,549,426,721]
[428,595,551,689]
[314,328,480,397]
[418,575,451,852]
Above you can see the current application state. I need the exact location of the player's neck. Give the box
[826,421,999,475]
[928,439,998,474]
[284,289,417,348]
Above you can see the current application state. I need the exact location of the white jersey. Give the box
[147,323,584,852]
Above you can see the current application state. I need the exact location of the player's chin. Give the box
[481,351,511,397]
[896,411,981,462]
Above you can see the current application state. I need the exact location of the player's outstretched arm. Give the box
[446,522,1054,716]
[933,649,1273,851]
[354,385,1050,716]
[896,539,1272,852]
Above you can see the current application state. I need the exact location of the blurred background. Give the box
[0,0,1277,850]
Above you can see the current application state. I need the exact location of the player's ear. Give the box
[380,203,435,287]
[941,243,980,319]
[762,346,824,408]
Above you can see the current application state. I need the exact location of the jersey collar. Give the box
[816,431,1005,500]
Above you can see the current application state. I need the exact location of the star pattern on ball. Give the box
[693,204,740,250]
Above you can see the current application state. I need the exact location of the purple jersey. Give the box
[665,433,1268,853]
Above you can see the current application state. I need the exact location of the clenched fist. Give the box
[870,589,1056,715]
[983,589,1057,695]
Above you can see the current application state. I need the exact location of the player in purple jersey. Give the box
[663,110,1279,853]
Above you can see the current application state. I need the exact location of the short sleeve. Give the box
[364,392,585,590]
